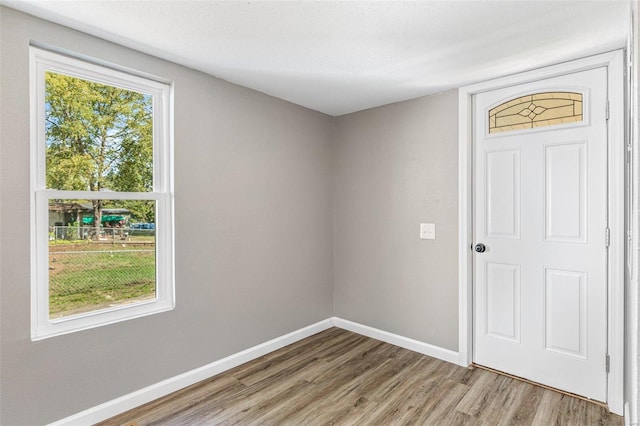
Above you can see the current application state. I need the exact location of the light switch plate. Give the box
[420,223,435,240]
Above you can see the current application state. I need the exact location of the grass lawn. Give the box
[49,247,156,318]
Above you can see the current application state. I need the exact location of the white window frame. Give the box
[30,46,175,340]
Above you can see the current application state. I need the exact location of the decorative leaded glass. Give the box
[489,92,583,134]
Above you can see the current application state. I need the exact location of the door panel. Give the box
[486,149,521,239]
[544,268,587,358]
[545,142,587,242]
[486,262,521,342]
[473,67,608,402]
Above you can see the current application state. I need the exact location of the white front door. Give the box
[473,67,608,401]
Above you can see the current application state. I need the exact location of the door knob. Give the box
[474,243,486,253]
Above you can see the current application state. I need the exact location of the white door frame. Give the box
[458,50,625,415]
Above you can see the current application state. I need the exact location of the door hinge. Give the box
[605,228,610,247]
[606,101,610,120]
[606,354,610,373]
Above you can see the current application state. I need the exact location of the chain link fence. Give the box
[48,226,156,318]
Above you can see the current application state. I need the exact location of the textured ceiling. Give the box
[2,0,631,116]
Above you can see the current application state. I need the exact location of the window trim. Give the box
[30,46,175,340]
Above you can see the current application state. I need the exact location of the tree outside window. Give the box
[31,47,174,339]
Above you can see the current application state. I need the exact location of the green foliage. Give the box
[46,154,94,191]
[120,200,156,223]
[45,72,153,194]
[64,220,80,240]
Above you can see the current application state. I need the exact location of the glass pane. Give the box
[45,72,153,191]
[48,199,156,319]
[489,92,583,134]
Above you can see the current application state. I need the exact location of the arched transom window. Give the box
[489,92,583,134]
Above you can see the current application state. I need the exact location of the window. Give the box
[489,92,583,134]
[30,47,174,339]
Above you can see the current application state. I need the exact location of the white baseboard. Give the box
[330,317,460,364]
[48,318,334,426]
[626,402,636,426]
[49,317,461,425]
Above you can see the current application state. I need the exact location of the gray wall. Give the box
[0,8,334,425]
[0,7,465,425]
[332,91,459,351]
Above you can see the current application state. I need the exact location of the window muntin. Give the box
[489,92,583,134]
[31,47,174,339]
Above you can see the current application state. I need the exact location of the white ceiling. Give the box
[2,0,631,116]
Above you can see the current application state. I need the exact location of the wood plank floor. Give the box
[100,328,623,426]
